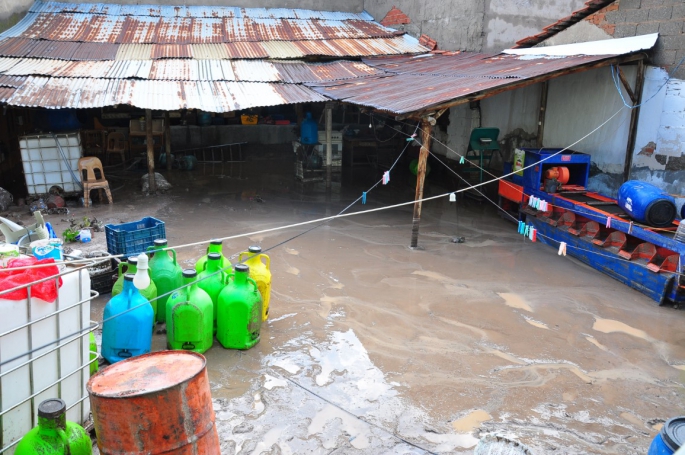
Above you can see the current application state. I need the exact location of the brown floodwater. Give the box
[46,157,685,454]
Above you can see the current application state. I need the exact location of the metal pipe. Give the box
[410,120,432,248]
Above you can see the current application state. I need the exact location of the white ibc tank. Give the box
[0,265,92,453]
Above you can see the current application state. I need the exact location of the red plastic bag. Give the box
[0,257,63,302]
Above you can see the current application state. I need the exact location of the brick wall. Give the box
[586,0,685,79]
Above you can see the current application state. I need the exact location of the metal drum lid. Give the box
[662,416,685,451]
[87,351,206,398]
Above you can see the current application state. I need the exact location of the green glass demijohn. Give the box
[197,253,226,333]
[112,255,158,322]
[15,398,92,455]
[166,269,214,354]
[147,239,183,323]
[195,239,231,273]
[217,264,262,350]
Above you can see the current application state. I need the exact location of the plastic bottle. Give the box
[166,269,213,354]
[15,398,92,455]
[197,253,227,333]
[102,274,154,363]
[147,239,183,323]
[238,246,272,321]
[194,239,231,274]
[217,264,262,350]
[112,255,158,323]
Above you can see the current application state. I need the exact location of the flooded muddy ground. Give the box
[34,155,685,454]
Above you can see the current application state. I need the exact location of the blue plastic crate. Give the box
[105,217,166,257]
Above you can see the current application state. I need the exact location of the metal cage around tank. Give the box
[0,263,98,454]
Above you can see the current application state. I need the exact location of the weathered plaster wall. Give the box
[544,65,636,197]
[0,0,33,34]
[629,66,685,214]
[483,0,586,51]
[362,0,485,51]
[364,0,586,51]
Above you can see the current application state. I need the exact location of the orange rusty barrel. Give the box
[87,351,220,454]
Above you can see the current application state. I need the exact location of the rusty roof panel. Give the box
[27,39,80,59]
[0,86,16,101]
[115,16,158,43]
[20,15,396,44]
[292,40,337,57]
[224,42,268,59]
[308,52,620,114]
[191,43,229,60]
[0,75,27,87]
[151,44,192,59]
[28,2,374,21]
[154,17,192,44]
[274,60,383,83]
[105,59,151,78]
[0,38,39,57]
[0,38,118,60]
[52,59,114,78]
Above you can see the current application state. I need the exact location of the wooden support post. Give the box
[146,109,156,193]
[325,104,333,189]
[164,111,171,170]
[410,120,432,248]
[537,81,548,148]
[623,60,645,183]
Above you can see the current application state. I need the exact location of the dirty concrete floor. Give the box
[29,157,685,454]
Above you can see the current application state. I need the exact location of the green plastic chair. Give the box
[464,127,500,183]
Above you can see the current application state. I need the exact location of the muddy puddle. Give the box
[73,158,685,454]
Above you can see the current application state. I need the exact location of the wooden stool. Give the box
[106,132,127,165]
[78,157,113,207]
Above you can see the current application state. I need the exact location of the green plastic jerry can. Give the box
[147,239,182,323]
[239,246,272,321]
[197,253,226,333]
[217,264,262,350]
[15,398,92,455]
[89,332,98,377]
[112,255,158,323]
[195,239,231,273]
[166,269,214,354]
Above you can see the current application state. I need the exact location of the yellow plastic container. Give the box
[238,246,271,321]
[240,114,258,125]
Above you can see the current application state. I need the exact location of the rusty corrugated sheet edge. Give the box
[3,75,327,111]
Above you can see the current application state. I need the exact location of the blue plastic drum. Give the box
[648,417,685,455]
[618,181,677,227]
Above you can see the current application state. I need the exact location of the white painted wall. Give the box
[629,66,685,215]
[544,65,635,176]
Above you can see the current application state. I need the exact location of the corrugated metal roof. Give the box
[0,87,16,101]
[309,52,624,114]
[0,75,27,87]
[191,43,230,60]
[28,1,374,21]
[0,38,118,60]
[0,57,384,83]
[151,44,192,59]
[4,75,327,111]
[224,42,267,59]
[115,43,152,60]
[12,14,396,44]
[261,41,305,59]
